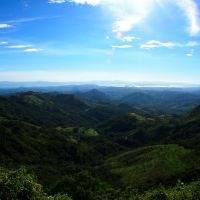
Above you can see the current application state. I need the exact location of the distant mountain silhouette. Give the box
[76,89,109,102]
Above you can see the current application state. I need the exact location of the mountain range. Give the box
[1,87,200,199]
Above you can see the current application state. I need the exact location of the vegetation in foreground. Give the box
[0,167,200,200]
[1,91,200,199]
[0,168,71,200]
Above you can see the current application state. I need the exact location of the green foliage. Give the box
[120,90,200,115]
[50,171,111,200]
[0,167,72,200]
[48,194,72,200]
[1,91,200,200]
[0,118,125,187]
[0,92,129,127]
[145,190,168,200]
[0,167,45,200]
[137,181,200,200]
[103,145,200,189]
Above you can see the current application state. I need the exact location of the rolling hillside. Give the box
[103,145,200,189]
[1,91,200,199]
[0,92,133,127]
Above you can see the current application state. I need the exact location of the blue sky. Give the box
[0,0,200,83]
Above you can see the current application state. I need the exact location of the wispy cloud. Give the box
[115,33,139,42]
[48,0,66,3]
[7,45,32,49]
[3,15,62,24]
[24,48,44,52]
[121,36,139,42]
[141,40,177,49]
[66,0,200,36]
[0,15,62,36]
[0,41,8,45]
[67,0,155,33]
[175,0,200,36]
[112,45,132,49]
[22,0,29,7]
[5,43,43,53]
[0,24,13,29]
[140,40,199,49]
[186,49,194,56]
[65,0,100,6]
[186,41,199,46]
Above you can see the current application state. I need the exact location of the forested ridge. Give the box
[1,90,200,199]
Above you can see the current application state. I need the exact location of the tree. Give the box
[0,167,72,200]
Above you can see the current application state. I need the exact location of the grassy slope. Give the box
[103,145,200,190]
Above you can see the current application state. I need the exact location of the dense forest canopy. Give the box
[0,87,200,199]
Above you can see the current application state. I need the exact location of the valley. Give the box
[0,86,200,199]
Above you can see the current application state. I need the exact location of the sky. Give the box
[0,0,200,83]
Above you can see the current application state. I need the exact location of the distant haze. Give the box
[1,81,200,89]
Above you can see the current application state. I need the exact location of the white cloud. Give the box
[68,0,101,6]
[4,16,62,24]
[115,32,139,41]
[175,0,200,36]
[186,41,199,46]
[140,40,177,49]
[186,49,194,56]
[112,45,132,49]
[6,44,43,52]
[0,41,8,45]
[48,0,66,3]
[67,0,200,36]
[121,36,139,42]
[0,24,13,29]
[7,45,32,49]
[68,0,156,32]
[140,40,199,49]
[114,17,141,33]
[24,48,43,52]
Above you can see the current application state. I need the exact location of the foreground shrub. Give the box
[135,181,200,200]
[0,167,72,200]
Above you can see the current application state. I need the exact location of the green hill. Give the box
[0,92,132,127]
[0,118,125,187]
[1,92,200,199]
[103,144,200,190]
